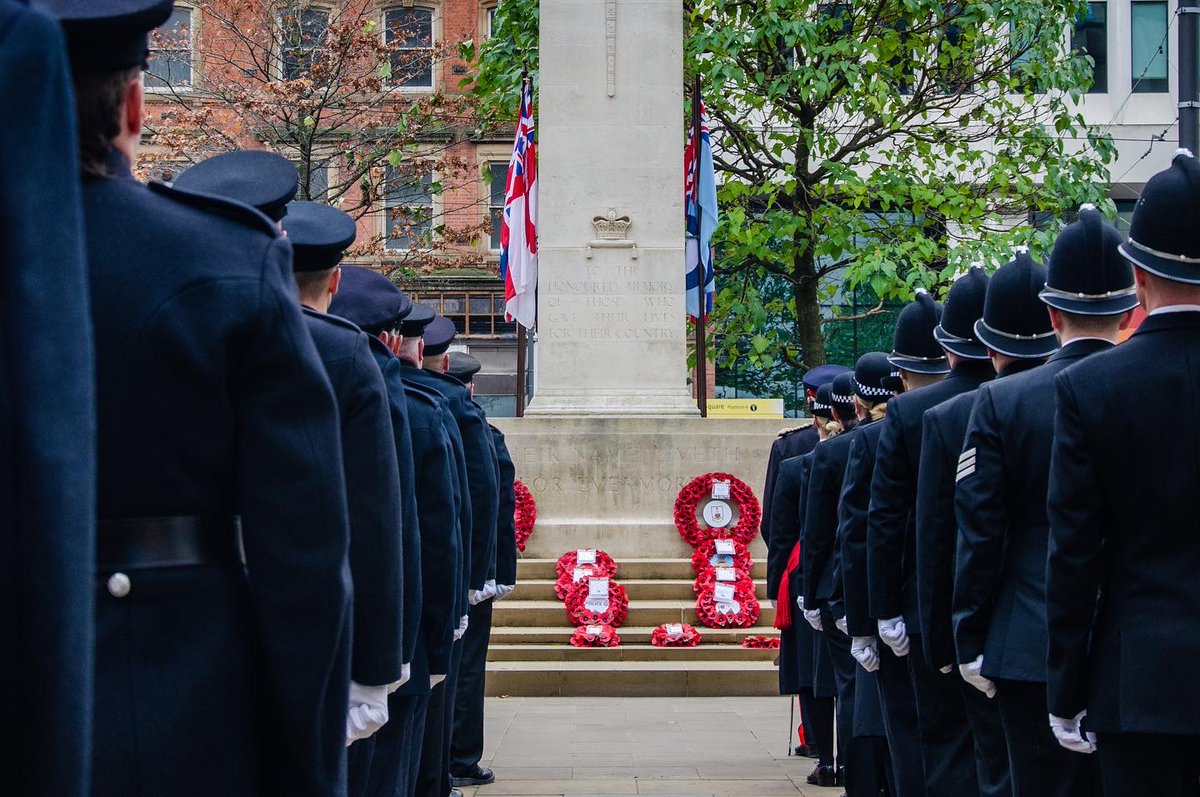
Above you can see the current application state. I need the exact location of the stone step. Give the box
[491,599,777,629]
[516,557,768,581]
[489,625,778,645]
[487,643,779,662]
[484,660,779,697]
[514,578,770,602]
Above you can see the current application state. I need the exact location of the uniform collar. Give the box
[1050,337,1113,363]
[997,358,1044,379]
[1149,304,1200,316]
[104,147,134,180]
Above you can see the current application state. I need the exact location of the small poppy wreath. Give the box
[694,582,761,629]
[741,635,781,649]
[514,479,537,553]
[556,549,618,580]
[693,568,757,597]
[570,624,621,648]
[650,623,702,647]
[564,577,630,628]
[554,564,606,600]
[674,472,761,547]
[690,539,753,578]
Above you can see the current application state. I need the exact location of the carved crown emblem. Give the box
[592,208,632,240]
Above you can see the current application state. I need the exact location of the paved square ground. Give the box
[462,697,843,797]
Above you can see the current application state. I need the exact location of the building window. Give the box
[280,7,329,80]
[1072,2,1108,94]
[385,7,434,89]
[297,160,330,200]
[1131,1,1168,94]
[488,162,507,251]
[412,291,515,336]
[485,5,497,39]
[384,166,433,250]
[146,6,193,89]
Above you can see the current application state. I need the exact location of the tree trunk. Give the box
[793,247,826,367]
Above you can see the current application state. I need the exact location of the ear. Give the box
[123,76,144,139]
[1047,306,1064,334]
[416,338,425,360]
[328,267,342,296]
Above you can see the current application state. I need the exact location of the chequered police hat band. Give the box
[855,378,892,399]
[830,390,854,405]
[811,399,831,411]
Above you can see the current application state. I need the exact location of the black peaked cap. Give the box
[853,352,895,400]
[888,291,950,375]
[1120,150,1200,285]
[397,303,435,337]
[328,266,412,335]
[811,383,835,419]
[934,266,991,360]
[40,0,174,71]
[282,201,357,273]
[422,315,457,356]
[447,352,482,384]
[173,152,298,222]
[802,364,851,392]
[1043,204,1138,315]
[974,249,1059,359]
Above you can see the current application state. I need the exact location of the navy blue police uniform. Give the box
[282,203,408,796]
[955,214,1134,797]
[0,3,96,793]
[831,352,901,797]
[450,353,503,787]
[492,424,519,597]
[868,291,991,797]
[800,372,869,790]
[43,1,355,786]
[837,359,923,797]
[913,266,1009,797]
[329,271,462,797]
[1044,164,1200,787]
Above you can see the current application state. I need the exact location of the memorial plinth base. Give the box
[523,389,701,418]
[486,415,802,696]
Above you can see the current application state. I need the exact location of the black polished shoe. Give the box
[449,791,464,797]
[835,765,846,786]
[806,765,836,787]
[450,766,496,787]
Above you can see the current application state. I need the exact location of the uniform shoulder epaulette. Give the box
[148,180,280,237]
[303,308,365,335]
[777,424,808,438]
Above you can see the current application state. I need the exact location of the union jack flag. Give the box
[685,101,717,319]
[500,80,538,329]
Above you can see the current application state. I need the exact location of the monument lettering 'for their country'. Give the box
[495,0,786,560]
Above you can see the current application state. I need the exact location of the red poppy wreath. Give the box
[650,623,702,647]
[693,568,756,597]
[570,624,621,648]
[556,549,618,580]
[674,472,761,548]
[564,577,630,628]
[741,635,781,649]
[694,581,761,629]
[513,479,537,553]
[554,564,607,600]
[690,539,753,578]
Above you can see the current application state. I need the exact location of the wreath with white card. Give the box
[694,580,761,629]
[564,576,630,628]
[673,473,761,547]
[693,566,756,597]
[556,548,618,580]
[650,622,702,648]
[690,538,754,579]
[514,479,537,553]
[570,623,621,648]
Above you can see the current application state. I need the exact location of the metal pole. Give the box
[1181,0,1200,154]
[691,75,709,417]
[515,323,526,417]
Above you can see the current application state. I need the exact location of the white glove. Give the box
[468,589,487,606]
[939,665,954,675]
[494,584,516,600]
[388,663,411,692]
[959,654,996,698]
[878,616,910,657]
[430,673,446,688]
[1049,710,1097,754]
[850,637,880,672]
[484,579,498,600]
[346,681,390,745]
[803,609,823,631]
[453,614,469,641]
[835,616,848,635]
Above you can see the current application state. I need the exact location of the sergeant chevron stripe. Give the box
[956,447,977,482]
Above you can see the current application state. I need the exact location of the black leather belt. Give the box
[97,515,244,570]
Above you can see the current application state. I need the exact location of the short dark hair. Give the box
[73,67,140,179]
[294,267,338,305]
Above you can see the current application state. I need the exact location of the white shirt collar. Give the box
[1149,304,1200,316]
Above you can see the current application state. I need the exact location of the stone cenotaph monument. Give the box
[493,0,784,560]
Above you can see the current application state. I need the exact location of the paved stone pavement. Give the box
[461,696,844,797]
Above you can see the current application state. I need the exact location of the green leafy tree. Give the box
[468,0,1114,368]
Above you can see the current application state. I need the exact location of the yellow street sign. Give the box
[707,398,785,418]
